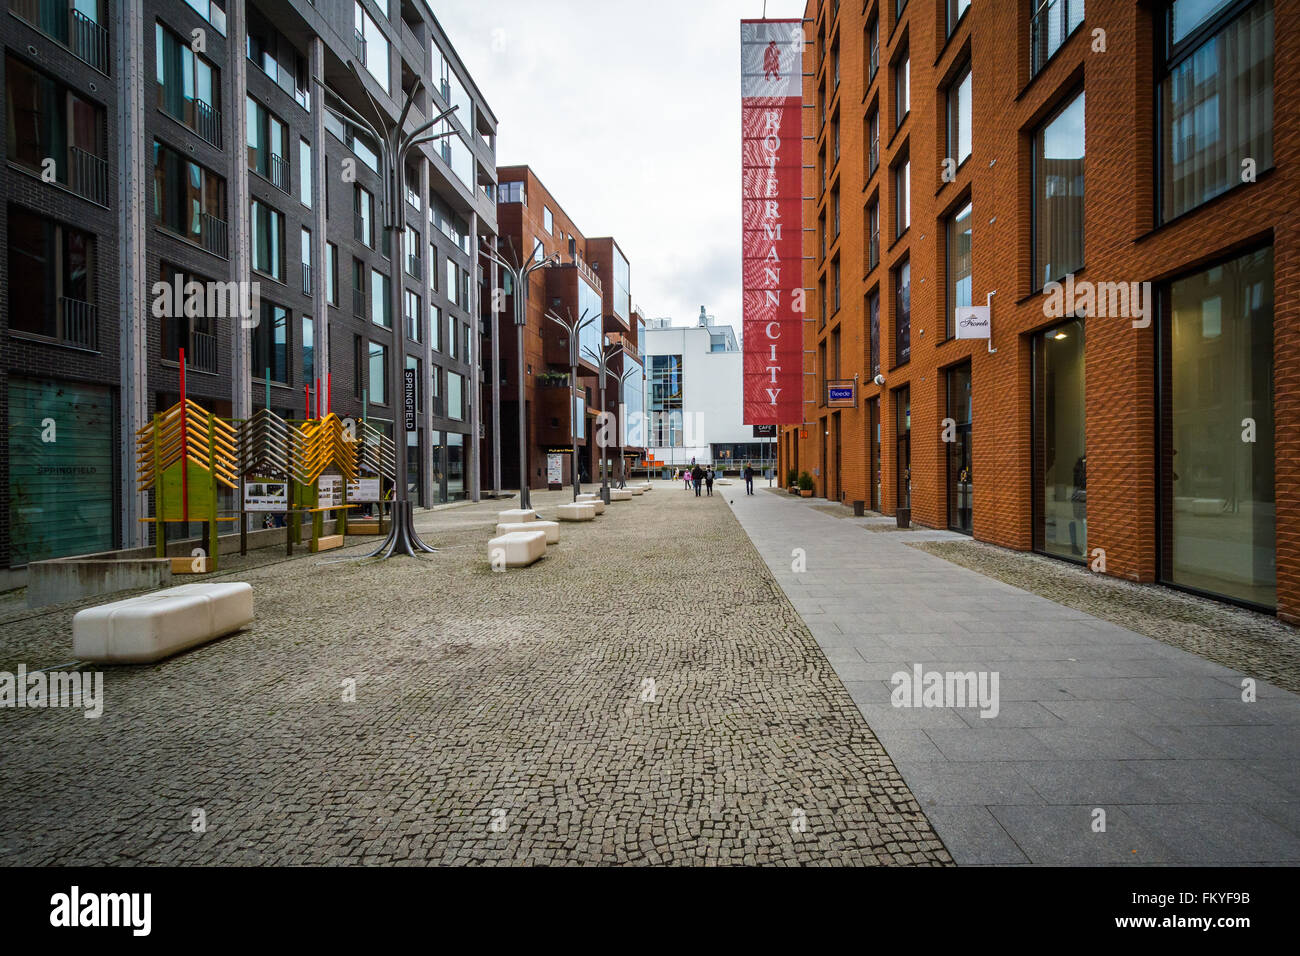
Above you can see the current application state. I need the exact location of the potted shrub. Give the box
[798,471,815,497]
[786,468,799,494]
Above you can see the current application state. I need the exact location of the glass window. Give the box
[155,23,220,143]
[1034,90,1085,288]
[947,202,973,338]
[7,208,97,343]
[300,226,311,294]
[612,248,631,321]
[894,259,910,366]
[371,269,389,328]
[948,66,972,166]
[354,1,390,93]
[946,363,973,534]
[7,53,106,196]
[1161,245,1274,607]
[405,289,421,343]
[648,354,684,447]
[303,314,314,386]
[543,206,554,233]
[894,53,909,127]
[299,139,312,206]
[1033,318,1087,561]
[447,372,464,421]
[251,300,289,384]
[431,304,442,352]
[250,199,284,280]
[1032,0,1085,75]
[325,242,337,306]
[895,386,911,511]
[368,340,388,405]
[868,290,880,378]
[1159,0,1273,222]
[895,159,910,236]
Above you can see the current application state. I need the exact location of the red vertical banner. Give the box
[741,18,804,426]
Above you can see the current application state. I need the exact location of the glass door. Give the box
[894,386,910,513]
[1032,318,1086,560]
[946,363,972,533]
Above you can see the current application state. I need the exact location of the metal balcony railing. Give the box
[354,212,369,245]
[353,288,366,318]
[12,0,110,74]
[869,229,880,270]
[200,213,228,258]
[269,153,290,193]
[406,255,421,280]
[301,263,313,296]
[353,31,367,65]
[68,146,108,206]
[59,296,97,349]
[1031,0,1084,77]
[869,138,879,176]
[194,99,222,149]
[190,330,218,372]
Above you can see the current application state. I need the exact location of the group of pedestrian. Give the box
[672,465,715,497]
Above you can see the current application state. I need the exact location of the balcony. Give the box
[269,154,290,193]
[200,213,228,258]
[1031,0,1084,77]
[68,146,108,206]
[194,100,222,149]
[54,296,97,350]
[190,330,217,372]
[12,0,110,75]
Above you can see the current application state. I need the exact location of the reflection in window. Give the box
[1034,90,1085,288]
[1161,245,1274,607]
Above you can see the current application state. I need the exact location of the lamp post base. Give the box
[366,499,437,558]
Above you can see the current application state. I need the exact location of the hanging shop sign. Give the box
[827,380,857,408]
[955,306,991,340]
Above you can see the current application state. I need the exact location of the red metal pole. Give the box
[327,373,332,414]
[179,348,189,524]
[316,378,322,418]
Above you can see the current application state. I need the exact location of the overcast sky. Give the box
[433,0,807,335]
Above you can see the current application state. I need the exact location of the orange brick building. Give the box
[490,166,644,491]
[778,0,1299,618]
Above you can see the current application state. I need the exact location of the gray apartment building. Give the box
[1,0,498,583]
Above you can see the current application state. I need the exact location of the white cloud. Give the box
[432,0,807,334]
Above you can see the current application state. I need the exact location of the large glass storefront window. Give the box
[946,363,972,534]
[1033,91,1085,288]
[1033,318,1087,561]
[1161,246,1274,608]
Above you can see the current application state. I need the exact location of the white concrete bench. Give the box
[556,502,597,522]
[609,489,633,501]
[488,530,547,568]
[716,478,734,486]
[496,520,559,544]
[629,486,645,496]
[498,509,536,523]
[73,582,254,664]
[575,494,607,515]
[640,483,653,492]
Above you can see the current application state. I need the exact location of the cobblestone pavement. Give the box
[911,539,1300,695]
[0,485,950,866]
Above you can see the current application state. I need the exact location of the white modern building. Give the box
[642,308,774,472]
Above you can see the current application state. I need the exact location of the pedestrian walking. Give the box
[744,464,755,495]
[691,464,704,497]
[705,467,715,496]
[683,468,692,491]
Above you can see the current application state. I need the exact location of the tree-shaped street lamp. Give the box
[544,307,597,501]
[582,336,624,504]
[319,65,458,558]
[479,237,561,509]
[618,361,641,488]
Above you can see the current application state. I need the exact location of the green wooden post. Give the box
[153,412,165,559]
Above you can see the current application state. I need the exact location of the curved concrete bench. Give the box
[575,494,607,515]
[73,582,254,664]
[488,530,547,568]
[497,520,559,544]
[629,486,645,496]
[556,502,597,522]
[498,509,536,524]
[609,489,633,502]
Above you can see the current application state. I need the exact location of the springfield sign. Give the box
[741,18,803,426]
